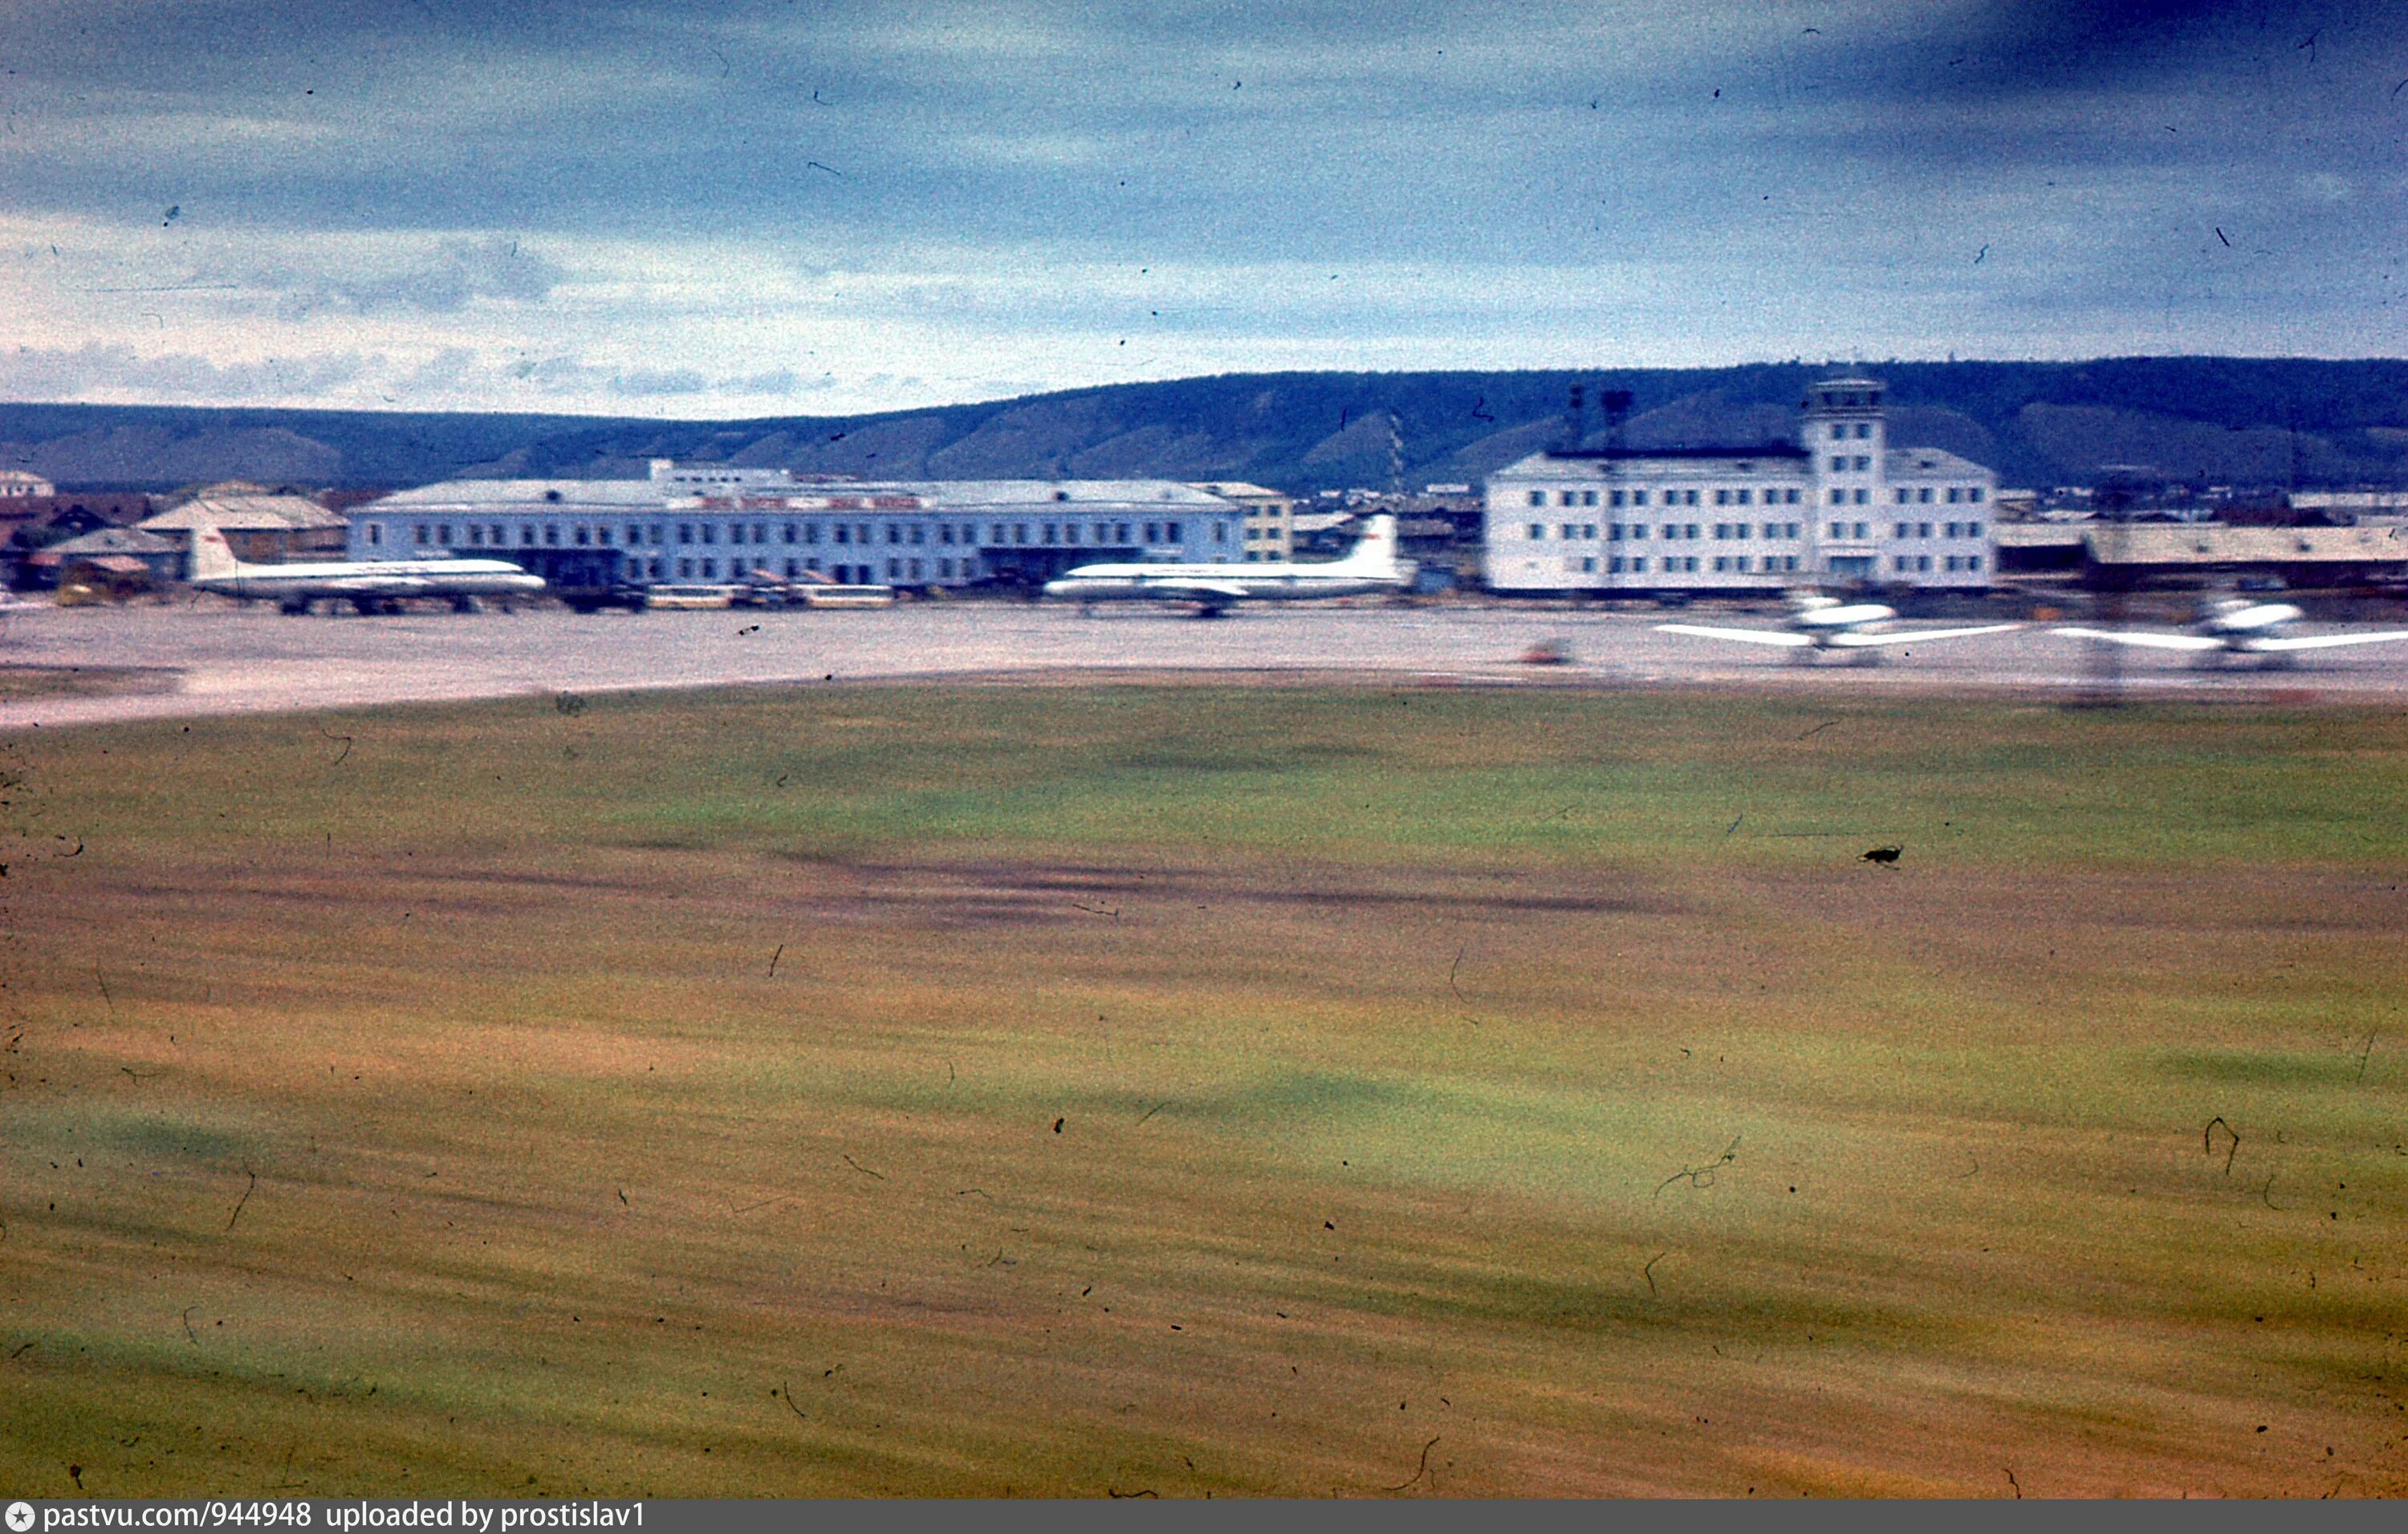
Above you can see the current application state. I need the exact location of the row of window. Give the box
[1527,482,1986,512]
[636,555,970,581]
[1527,520,1816,543]
[1828,455,1874,473]
[384,518,1212,552]
[1891,521,1986,539]
[1564,551,1942,578]
[1828,422,1875,441]
[1531,487,1808,509]
[1894,486,1983,504]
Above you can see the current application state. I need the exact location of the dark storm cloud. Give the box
[10,0,2399,255]
[8,0,2407,405]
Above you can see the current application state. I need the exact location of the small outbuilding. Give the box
[140,486,348,562]
[26,526,185,591]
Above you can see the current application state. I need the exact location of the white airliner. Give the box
[1657,593,2019,659]
[187,523,546,614]
[2053,598,2408,662]
[1042,515,1411,616]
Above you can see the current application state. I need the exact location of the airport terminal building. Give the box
[347,462,1245,592]
[1484,376,1999,594]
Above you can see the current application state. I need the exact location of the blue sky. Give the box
[3,0,2402,416]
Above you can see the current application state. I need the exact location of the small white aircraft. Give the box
[2052,598,2408,663]
[1657,593,2019,661]
[1042,515,1411,616]
[186,523,546,615]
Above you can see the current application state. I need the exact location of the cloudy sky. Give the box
[2,0,2402,417]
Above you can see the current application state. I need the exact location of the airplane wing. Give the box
[2243,629,2408,653]
[1828,623,2021,648]
[1654,623,1814,648]
[2049,625,2223,652]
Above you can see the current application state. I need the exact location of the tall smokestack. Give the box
[1564,384,1585,451]
[1600,389,1633,454]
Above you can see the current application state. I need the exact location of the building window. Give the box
[1895,555,1911,573]
[1632,556,1647,573]
[1968,521,1983,537]
[701,524,717,544]
[1561,523,1578,540]
[1528,523,1545,540]
[1829,456,1848,473]
[1165,522,1182,542]
[1946,487,1963,504]
[1582,490,1598,507]
[573,525,589,546]
[1968,554,1983,571]
[1828,521,1845,538]
[677,558,693,577]
[1582,523,1597,539]
[1855,423,1872,440]
[1580,556,1597,572]
[366,523,384,547]
[1854,522,1869,539]
[1714,489,1730,507]
[1894,523,1910,539]
[1686,523,1701,539]
[834,524,850,545]
[1968,487,1984,503]
[1528,490,1545,507]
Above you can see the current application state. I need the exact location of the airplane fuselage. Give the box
[1792,602,1898,643]
[196,559,546,605]
[1042,564,1404,604]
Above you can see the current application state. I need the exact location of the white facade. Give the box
[0,470,55,498]
[347,459,1243,587]
[1484,376,1998,592]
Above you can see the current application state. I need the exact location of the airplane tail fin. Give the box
[1340,514,1401,572]
[186,522,240,583]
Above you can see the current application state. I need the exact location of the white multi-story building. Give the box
[1484,376,1997,593]
[347,460,1243,590]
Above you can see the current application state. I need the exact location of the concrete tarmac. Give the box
[7,597,2408,730]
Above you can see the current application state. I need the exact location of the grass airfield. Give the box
[4,682,2406,1498]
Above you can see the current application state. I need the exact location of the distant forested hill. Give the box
[8,357,2408,494]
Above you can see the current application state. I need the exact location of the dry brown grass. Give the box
[2,684,2404,1497]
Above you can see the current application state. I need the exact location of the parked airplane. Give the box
[1042,515,1410,616]
[2052,598,2408,662]
[1657,593,2019,659]
[187,524,546,614]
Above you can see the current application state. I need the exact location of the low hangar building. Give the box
[1484,376,1999,594]
[347,461,1246,592]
